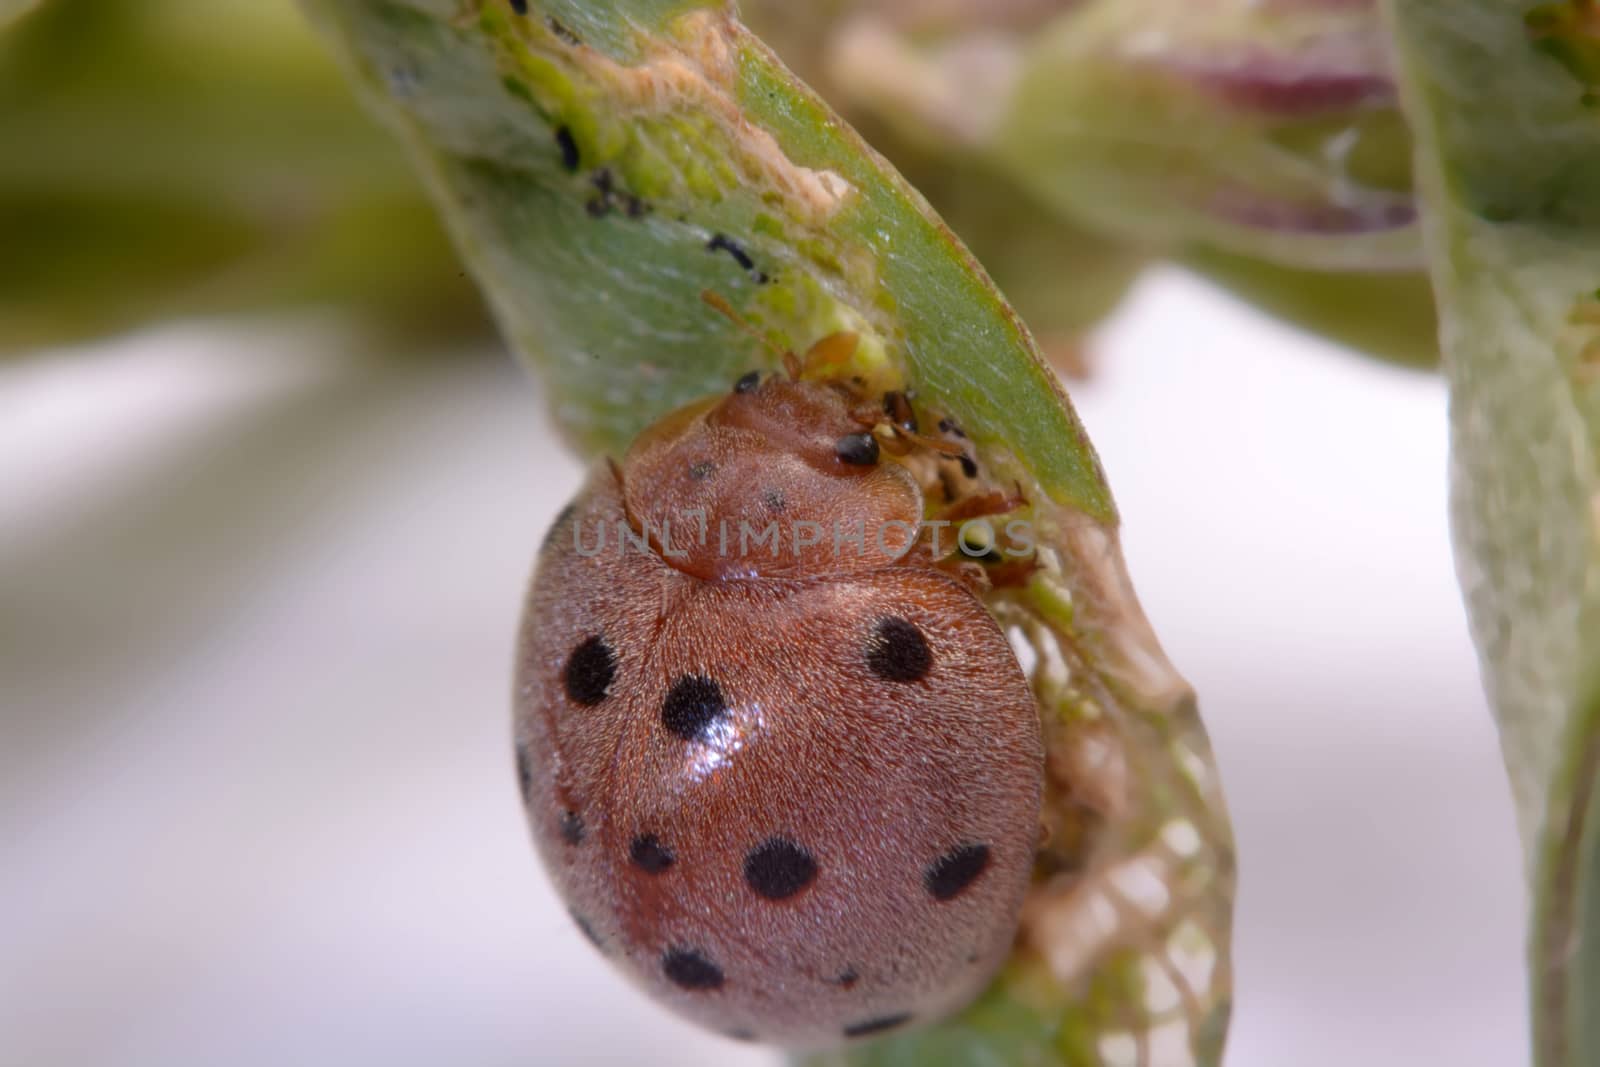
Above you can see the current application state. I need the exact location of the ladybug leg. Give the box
[924,548,1038,591]
[877,428,916,457]
[849,402,884,427]
[946,558,992,593]
[700,288,814,383]
[847,410,966,459]
[936,484,1028,524]
[923,482,1038,589]
[973,556,1041,588]
[882,390,917,434]
[903,428,969,458]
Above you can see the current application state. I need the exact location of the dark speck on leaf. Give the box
[708,234,770,283]
[708,233,754,270]
[509,0,527,14]
[547,15,581,44]
[587,168,649,218]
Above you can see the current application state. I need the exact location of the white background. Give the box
[0,269,1526,1066]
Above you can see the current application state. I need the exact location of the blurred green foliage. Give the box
[0,0,485,351]
[742,0,1442,368]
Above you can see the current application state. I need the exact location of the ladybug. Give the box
[513,335,1043,1047]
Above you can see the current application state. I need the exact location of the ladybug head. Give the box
[617,375,922,581]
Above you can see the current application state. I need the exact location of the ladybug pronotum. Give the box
[514,354,1043,1048]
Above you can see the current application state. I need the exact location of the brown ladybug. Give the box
[513,337,1043,1047]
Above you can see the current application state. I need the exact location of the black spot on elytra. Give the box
[760,487,786,513]
[569,909,603,948]
[734,370,761,394]
[662,947,725,991]
[707,233,770,283]
[564,635,617,706]
[546,15,581,43]
[743,837,818,900]
[540,502,576,553]
[630,834,675,873]
[514,743,531,799]
[866,617,932,683]
[835,433,880,466]
[844,1014,912,1038]
[688,460,717,481]
[662,675,728,742]
[554,126,579,172]
[830,967,859,989]
[559,809,585,845]
[925,844,991,901]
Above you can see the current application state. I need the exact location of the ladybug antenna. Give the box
[700,289,802,377]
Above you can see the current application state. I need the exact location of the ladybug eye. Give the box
[733,370,761,394]
[834,432,880,466]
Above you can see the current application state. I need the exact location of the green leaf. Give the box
[1385,2,1600,1064]
[1185,250,1440,371]
[303,1,1234,1063]
[0,0,481,351]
